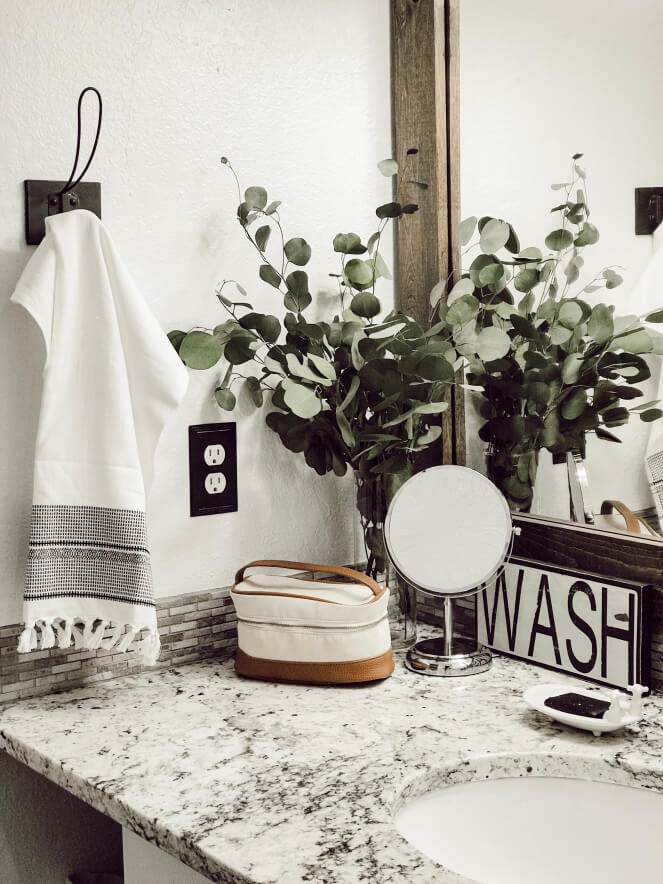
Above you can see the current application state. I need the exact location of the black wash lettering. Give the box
[566,581,598,674]
[528,574,562,664]
[481,569,523,650]
[601,587,635,683]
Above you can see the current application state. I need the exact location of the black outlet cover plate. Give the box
[189,422,238,517]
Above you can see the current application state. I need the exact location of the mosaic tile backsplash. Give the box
[2,579,662,703]
[0,589,238,704]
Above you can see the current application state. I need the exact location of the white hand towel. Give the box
[627,223,663,525]
[11,209,188,663]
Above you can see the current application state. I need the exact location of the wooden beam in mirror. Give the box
[390,0,465,464]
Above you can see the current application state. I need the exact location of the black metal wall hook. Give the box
[58,86,103,195]
[24,86,103,245]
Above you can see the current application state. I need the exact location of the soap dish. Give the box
[524,683,645,737]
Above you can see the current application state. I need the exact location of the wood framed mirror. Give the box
[390,0,464,466]
[390,0,663,683]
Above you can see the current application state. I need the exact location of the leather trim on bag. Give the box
[233,560,384,598]
[234,647,394,684]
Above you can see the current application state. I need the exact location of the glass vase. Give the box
[354,471,417,650]
[485,444,539,513]
[385,561,417,650]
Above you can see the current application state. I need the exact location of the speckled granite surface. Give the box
[0,651,662,883]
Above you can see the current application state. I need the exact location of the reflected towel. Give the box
[627,223,663,525]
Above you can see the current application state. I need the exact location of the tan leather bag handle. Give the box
[234,560,383,598]
[599,500,659,538]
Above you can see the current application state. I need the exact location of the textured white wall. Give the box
[460,0,663,515]
[0,0,391,624]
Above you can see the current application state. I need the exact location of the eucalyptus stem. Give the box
[174,156,472,499]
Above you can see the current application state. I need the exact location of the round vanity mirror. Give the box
[384,465,514,676]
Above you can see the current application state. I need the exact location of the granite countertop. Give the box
[1,650,662,884]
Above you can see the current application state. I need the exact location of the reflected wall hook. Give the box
[635,187,663,235]
[24,86,103,245]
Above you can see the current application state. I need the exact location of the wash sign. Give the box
[477,558,650,691]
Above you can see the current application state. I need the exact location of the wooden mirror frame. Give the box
[390,0,464,466]
[389,0,663,590]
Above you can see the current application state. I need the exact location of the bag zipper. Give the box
[236,613,388,631]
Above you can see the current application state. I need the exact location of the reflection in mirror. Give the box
[456,0,663,539]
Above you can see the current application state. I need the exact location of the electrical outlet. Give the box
[204,473,227,494]
[204,444,226,466]
[188,423,238,516]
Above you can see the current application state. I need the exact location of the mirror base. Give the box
[405,636,492,677]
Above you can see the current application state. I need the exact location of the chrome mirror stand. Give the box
[405,596,492,677]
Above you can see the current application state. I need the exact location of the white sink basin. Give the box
[395,775,663,883]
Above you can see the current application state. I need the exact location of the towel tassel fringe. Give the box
[137,630,161,666]
[101,622,123,651]
[54,619,73,649]
[17,624,36,654]
[17,619,160,664]
[116,627,137,653]
[88,619,108,650]
[72,623,85,650]
[39,620,56,649]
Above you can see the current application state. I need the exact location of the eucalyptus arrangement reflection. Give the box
[432,155,663,511]
[170,156,454,645]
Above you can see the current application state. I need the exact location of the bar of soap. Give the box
[544,692,610,719]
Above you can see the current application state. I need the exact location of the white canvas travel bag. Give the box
[231,560,394,684]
